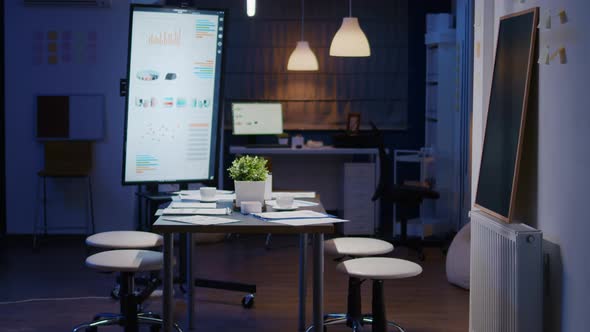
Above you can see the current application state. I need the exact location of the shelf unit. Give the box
[392,14,458,239]
[422,14,458,237]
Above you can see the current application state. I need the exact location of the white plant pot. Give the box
[234,180,266,207]
[264,174,272,200]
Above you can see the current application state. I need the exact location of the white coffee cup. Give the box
[241,201,262,214]
[276,195,294,209]
[200,187,217,201]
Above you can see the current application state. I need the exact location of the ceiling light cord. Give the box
[301,0,305,40]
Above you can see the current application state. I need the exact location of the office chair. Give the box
[370,124,439,260]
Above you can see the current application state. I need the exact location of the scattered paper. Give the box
[272,192,316,199]
[161,208,231,215]
[265,200,319,209]
[169,202,216,209]
[265,217,348,226]
[179,193,236,202]
[253,210,329,220]
[174,189,233,195]
[162,215,238,225]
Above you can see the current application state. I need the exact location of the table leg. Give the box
[186,233,195,330]
[43,176,48,235]
[312,233,324,332]
[87,176,95,234]
[298,234,308,332]
[163,233,174,332]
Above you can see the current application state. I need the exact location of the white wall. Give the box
[4,2,136,233]
[472,0,590,330]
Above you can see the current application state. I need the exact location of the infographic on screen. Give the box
[123,7,224,183]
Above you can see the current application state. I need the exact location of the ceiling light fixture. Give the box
[329,0,371,57]
[287,0,319,71]
[247,0,256,17]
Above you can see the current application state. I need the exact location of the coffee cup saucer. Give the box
[199,197,217,203]
[274,205,298,211]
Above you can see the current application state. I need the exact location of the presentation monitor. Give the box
[122,5,226,185]
[231,102,284,135]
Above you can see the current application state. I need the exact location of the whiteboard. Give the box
[122,5,225,184]
[475,8,538,222]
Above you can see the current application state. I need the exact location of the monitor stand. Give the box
[243,135,287,148]
[246,135,257,146]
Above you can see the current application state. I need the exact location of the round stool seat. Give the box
[86,249,163,272]
[325,237,393,257]
[86,231,163,249]
[337,257,422,280]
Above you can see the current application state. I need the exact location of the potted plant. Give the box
[228,155,269,206]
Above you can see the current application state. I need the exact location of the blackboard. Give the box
[475,8,538,222]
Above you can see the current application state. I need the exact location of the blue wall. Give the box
[4,2,134,233]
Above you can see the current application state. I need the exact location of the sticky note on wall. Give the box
[538,45,550,65]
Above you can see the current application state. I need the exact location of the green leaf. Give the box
[227,155,268,181]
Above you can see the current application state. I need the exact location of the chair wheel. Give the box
[241,294,255,309]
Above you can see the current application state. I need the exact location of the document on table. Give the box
[271,192,316,199]
[252,210,330,220]
[264,200,319,209]
[265,217,348,226]
[169,202,217,209]
[158,208,231,216]
[175,190,234,195]
[178,193,236,202]
[162,215,238,225]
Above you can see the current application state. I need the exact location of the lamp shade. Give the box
[287,41,319,71]
[329,17,371,57]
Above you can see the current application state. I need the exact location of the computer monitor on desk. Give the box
[232,102,285,147]
[232,102,283,135]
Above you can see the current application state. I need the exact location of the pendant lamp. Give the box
[330,0,371,57]
[287,0,319,71]
[247,0,256,17]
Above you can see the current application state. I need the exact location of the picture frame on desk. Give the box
[346,112,361,134]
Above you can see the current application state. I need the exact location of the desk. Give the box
[228,146,380,234]
[152,199,334,332]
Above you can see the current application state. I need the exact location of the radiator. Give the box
[469,210,542,332]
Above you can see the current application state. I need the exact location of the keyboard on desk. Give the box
[244,144,289,148]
